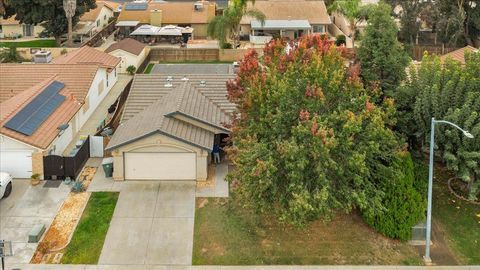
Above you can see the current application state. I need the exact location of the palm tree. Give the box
[328,0,372,47]
[208,1,265,48]
[0,46,26,63]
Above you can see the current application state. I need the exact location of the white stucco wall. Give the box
[0,135,37,151]
[47,120,74,155]
[110,48,147,73]
[76,66,118,130]
[110,133,209,181]
[92,6,114,33]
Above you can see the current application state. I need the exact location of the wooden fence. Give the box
[149,48,220,62]
[411,45,458,61]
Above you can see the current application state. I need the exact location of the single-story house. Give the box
[115,1,216,39]
[106,74,235,181]
[0,16,45,38]
[440,46,479,65]
[0,46,120,178]
[105,38,148,73]
[240,0,332,44]
[73,1,116,42]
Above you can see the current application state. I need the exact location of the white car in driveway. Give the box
[0,172,13,199]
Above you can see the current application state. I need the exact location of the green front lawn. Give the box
[431,165,480,264]
[60,192,119,264]
[193,198,422,265]
[0,39,57,48]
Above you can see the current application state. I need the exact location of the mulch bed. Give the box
[30,167,97,264]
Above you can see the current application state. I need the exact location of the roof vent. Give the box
[166,76,173,82]
[165,83,173,87]
[200,80,206,86]
[181,76,189,81]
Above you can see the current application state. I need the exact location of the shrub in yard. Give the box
[335,35,346,46]
[362,151,426,241]
[221,42,233,49]
[126,65,137,75]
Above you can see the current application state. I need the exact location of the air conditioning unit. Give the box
[33,50,52,63]
[194,2,204,11]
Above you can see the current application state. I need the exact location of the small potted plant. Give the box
[31,173,41,186]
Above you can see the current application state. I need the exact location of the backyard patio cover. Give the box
[251,19,311,30]
[130,24,161,35]
[116,20,140,27]
[130,24,194,36]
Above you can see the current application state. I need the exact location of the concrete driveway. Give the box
[98,181,196,265]
[0,180,70,264]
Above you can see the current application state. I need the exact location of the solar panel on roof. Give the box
[4,81,66,136]
[124,2,148,10]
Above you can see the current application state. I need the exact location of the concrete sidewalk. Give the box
[4,264,480,270]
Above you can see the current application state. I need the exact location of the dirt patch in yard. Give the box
[30,167,97,264]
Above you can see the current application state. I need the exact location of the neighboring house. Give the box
[440,46,479,65]
[0,16,45,39]
[0,46,120,178]
[105,38,148,73]
[106,74,235,181]
[115,1,216,39]
[240,0,332,45]
[74,1,116,42]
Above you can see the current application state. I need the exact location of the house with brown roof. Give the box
[440,46,479,65]
[105,38,148,73]
[0,16,45,38]
[0,46,120,178]
[106,74,235,181]
[240,0,332,44]
[115,1,216,39]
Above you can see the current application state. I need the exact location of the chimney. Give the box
[150,9,162,27]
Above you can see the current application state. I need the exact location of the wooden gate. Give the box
[43,155,65,180]
[43,137,91,180]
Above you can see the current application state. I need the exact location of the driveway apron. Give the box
[98,181,196,265]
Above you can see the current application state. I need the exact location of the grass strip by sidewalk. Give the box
[60,192,119,264]
[0,39,57,48]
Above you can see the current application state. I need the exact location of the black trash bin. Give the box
[102,157,114,177]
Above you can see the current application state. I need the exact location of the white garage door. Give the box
[0,150,33,178]
[124,152,196,180]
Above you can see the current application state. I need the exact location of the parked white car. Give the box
[0,172,13,199]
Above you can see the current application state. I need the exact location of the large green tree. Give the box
[3,0,96,45]
[395,53,480,200]
[357,3,410,95]
[385,0,436,45]
[435,0,480,47]
[227,35,405,226]
[207,0,265,48]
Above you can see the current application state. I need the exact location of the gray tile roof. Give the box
[106,74,235,151]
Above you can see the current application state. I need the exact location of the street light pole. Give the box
[424,117,474,264]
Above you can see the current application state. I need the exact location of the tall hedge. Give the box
[362,152,426,241]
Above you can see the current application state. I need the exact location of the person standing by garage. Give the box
[213,144,221,164]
